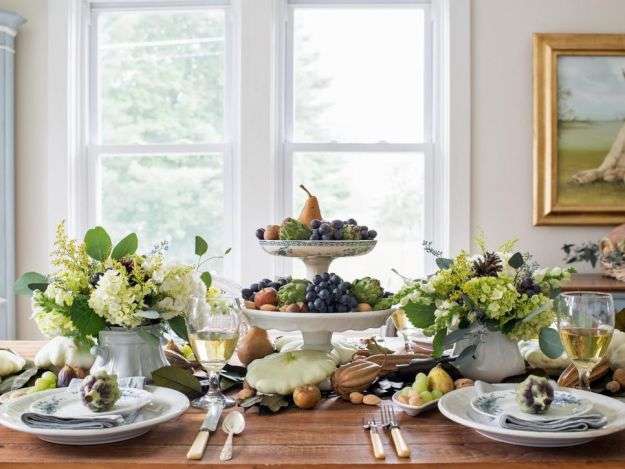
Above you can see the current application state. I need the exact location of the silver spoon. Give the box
[219,411,246,461]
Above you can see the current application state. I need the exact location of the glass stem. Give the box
[207,370,221,397]
[578,366,592,392]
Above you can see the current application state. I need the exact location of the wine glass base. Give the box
[191,392,236,409]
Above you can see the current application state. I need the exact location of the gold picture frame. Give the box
[534,33,625,225]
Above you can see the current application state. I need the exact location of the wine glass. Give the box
[556,292,615,391]
[391,309,413,352]
[186,294,240,409]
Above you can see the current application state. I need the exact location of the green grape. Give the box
[431,389,443,400]
[33,371,57,392]
[419,390,434,402]
[400,387,412,397]
[412,377,428,394]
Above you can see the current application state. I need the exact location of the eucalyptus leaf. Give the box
[135,310,160,319]
[539,327,564,359]
[195,236,208,257]
[14,272,47,296]
[240,395,264,408]
[224,247,232,255]
[84,226,112,261]
[259,394,289,413]
[432,330,446,357]
[151,366,202,398]
[403,301,436,328]
[27,283,49,292]
[111,233,138,260]
[436,258,453,269]
[168,316,188,341]
[201,272,212,289]
[443,328,470,347]
[508,252,524,269]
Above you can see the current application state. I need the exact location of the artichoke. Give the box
[278,280,311,306]
[279,218,312,240]
[340,225,362,240]
[352,277,384,305]
[372,297,395,311]
[516,375,554,414]
[80,370,121,412]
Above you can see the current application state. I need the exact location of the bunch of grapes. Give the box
[305,272,358,313]
[242,276,291,301]
[309,219,377,241]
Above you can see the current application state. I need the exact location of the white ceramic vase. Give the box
[90,326,169,379]
[452,328,525,383]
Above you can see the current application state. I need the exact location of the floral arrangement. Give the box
[395,239,574,359]
[15,223,226,344]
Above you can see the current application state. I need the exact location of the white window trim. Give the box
[45,0,470,298]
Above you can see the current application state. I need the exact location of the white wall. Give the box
[4,0,625,338]
[0,0,49,339]
[471,0,625,267]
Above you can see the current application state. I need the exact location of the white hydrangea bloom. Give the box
[88,269,143,328]
[31,292,76,338]
[156,264,207,319]
[44,284,74,307]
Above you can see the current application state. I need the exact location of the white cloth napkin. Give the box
[21,376,146,430]
[498,413,608,432]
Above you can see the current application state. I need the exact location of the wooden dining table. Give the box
[2,340,625,468]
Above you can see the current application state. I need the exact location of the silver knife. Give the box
[187,402,224,460]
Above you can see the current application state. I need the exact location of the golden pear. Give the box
[298,185,322,226]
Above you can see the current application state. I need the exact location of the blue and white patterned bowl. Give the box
[259,239,376,258]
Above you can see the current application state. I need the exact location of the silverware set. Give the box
[362,403,410,459]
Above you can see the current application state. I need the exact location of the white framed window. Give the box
[276,0,440,289]
[83,0,236,273]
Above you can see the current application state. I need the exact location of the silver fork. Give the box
[381,403,410,458]
[362,416,385,459]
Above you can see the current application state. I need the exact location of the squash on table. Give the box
[0,350,26,377]
[34,336,95,370]
[246,350,338,395]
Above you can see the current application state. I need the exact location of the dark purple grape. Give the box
[310,219,322,229]
[367,230,377,240]
[250,283,260,292]
[306,292,315,301]
[360,226,368,232]
[331,220,343,229]
[313,298,323,309]
[321,273,330,281]
[321,234,332,241]
[313,275,322,284]
[319,290,330,300]
[270,282,281,290]
[346,218,357,225]
[319,223,332,235]
[310,230,320,240]
[349,296,358,307]
[360,230,369,239]
[307,301,315,311]
[241,288,253,300]
[337,304,348,313]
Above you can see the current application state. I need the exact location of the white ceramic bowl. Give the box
[392,391,440,416]
[241,307,394,351]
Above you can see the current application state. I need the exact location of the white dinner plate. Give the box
[471,389,592,422]
[0,385,189,445]
[29,387,153,418]
[438,383,625,447]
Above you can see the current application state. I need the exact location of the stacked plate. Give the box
[0,385,189,445]
[438,383,625,447]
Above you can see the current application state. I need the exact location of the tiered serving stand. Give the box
[241,239,394,351]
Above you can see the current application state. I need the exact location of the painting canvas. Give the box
[557,55,625,206]
[534,34,625,225]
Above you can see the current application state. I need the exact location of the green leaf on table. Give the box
[403,301,436,328]
[14,272,48,296]
[432,330,446,357]
[539,327,564,359]
[168,316,188,341]
[0,365,39,394]
[201,271,212,289]
[84,226,112,261]
[151,366,202,398]
[111,233,138,260]
[508,252,524,269]
[195,236,208,257]
[68,295,107,339]
[436,258,453,269]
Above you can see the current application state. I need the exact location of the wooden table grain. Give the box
[2,341,625,468]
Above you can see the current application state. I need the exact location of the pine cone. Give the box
[473,252,503,277]
[517,276,541,296]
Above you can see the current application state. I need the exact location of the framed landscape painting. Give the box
[534,33,625,225]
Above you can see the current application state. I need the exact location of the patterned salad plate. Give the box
[471,389,592,422]
[438,383,625,447]
[29,387,153,418]
[0,385,189,445]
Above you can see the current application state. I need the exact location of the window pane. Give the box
[293,8,424,143]
[99,154,224,269]
[292,152,425,290]
[98,9,225,144]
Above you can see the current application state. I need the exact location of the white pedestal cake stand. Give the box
[242,239,393,351]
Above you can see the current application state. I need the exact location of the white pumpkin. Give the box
[246,350,338,395]
[0,350,26,377]
[330,341,359,365]
[34,337,95,370]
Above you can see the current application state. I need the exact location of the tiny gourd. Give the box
[0,350,26,377]
[34,336,95,370]
[246,350,338,395]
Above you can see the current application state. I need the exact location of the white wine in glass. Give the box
[557,292,614,391]
[188,330,239,373]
